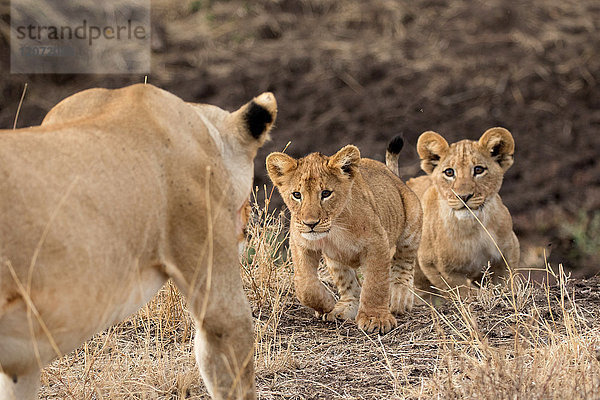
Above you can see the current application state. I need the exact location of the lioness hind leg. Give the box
[390,245,417,314]
[0,370,40,400]
[321,257,360,322]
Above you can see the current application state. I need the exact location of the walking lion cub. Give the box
[387,128,520,296]
[266,142,422,334]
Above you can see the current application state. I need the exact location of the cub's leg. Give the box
[392,197,421,309]
[321,256,360,322]
[389,246,416,314]
[417,259,475,299]
[424,262,478,298]
[0,370,40,400]
[488,262,507,284]
[356,239,397,334]
[290,242,335,315]
[489,233,520,283]
[416,248,456,293]
[413,260,434,298]
[441,270,478,298]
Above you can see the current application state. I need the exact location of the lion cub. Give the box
[266,144,422,333]
[387,128,519,296]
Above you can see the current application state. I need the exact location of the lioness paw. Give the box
[390,284,414,314]
[322,300,359,322]
[356,310,397,334]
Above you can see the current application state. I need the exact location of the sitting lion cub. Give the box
[266,143,422,334]
[387,128,519,296]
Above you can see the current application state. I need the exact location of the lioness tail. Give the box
[385,135,404,176]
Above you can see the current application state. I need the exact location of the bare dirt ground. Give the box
[258,275,600,399]
[1,0,599,275]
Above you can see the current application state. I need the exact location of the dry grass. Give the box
[241,188,297,378]
[36,195,600,399]
[39,282,200,399]
[415,267,600,400]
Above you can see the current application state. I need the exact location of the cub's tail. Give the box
[385,135,404,176]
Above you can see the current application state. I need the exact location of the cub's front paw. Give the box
[322,299,359,322]
[356,309,397,334]
[297,286,335,315]
[390,283,414,314]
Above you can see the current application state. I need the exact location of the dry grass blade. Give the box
[13,82,28,130]
[419,258,600,400]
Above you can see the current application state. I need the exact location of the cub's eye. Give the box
[321,190,332,199]
[292,192,302,200]
[473,166,486,176]
[443,168,455,178]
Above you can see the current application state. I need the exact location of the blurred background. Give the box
[0,0,598,276]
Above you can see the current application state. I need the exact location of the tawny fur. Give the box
[266,145,422,334]
[387,128,519,297]
[0,84,277,400]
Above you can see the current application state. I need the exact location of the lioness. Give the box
[0,84,277,400]
[266,143,422,334]
[387,128,519,295]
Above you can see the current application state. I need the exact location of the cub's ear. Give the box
[328,145,360,178]
[478,127,514,171]
[234,92,278,144]
[416,131,449,174]
[266,152,297,187]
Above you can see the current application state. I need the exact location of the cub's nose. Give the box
[458,193,474,203]
[303,220,320,230]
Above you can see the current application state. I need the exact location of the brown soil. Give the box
[1,0,599,275]
[250,275,600,399]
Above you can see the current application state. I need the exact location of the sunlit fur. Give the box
[0,84,277,400]
[404,127,520,297]
[267,145,422,334]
